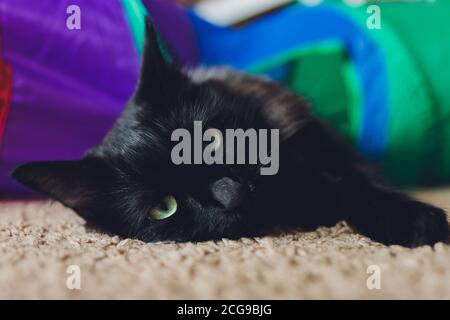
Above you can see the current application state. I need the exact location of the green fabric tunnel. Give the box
[245,1,450,186]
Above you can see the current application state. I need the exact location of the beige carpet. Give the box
[1,189,449,299]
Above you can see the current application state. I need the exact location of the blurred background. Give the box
[1,0,450,197]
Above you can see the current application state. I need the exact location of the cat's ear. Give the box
[134,16,185,103]
[11,158,111,209]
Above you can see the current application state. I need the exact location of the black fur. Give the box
[12,18,449,247]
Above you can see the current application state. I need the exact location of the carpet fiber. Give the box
[1,189,449,299]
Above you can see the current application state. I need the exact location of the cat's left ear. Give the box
[11,158,112,210]
[134,16,186,103]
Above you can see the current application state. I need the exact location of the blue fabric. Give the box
[187,4,389,159]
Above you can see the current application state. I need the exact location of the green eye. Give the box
[210,128,222,151]
[149,195,177,220]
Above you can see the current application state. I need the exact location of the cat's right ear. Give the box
[11,158,112,213]
[134,16,185,104]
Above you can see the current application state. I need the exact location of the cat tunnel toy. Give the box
[1,0,449,197]
[0,0,197,196]
[0,0,138,196]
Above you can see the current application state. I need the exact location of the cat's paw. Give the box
[351,197,450,248]
[394,201,450,247]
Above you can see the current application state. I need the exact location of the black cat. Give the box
[12,18,449,247]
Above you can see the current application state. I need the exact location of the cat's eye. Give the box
[209,128,222,151]
[149,195,177,220]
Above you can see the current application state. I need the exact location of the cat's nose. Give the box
[209,177,247,210]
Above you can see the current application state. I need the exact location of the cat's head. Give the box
[12,18,298,242]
